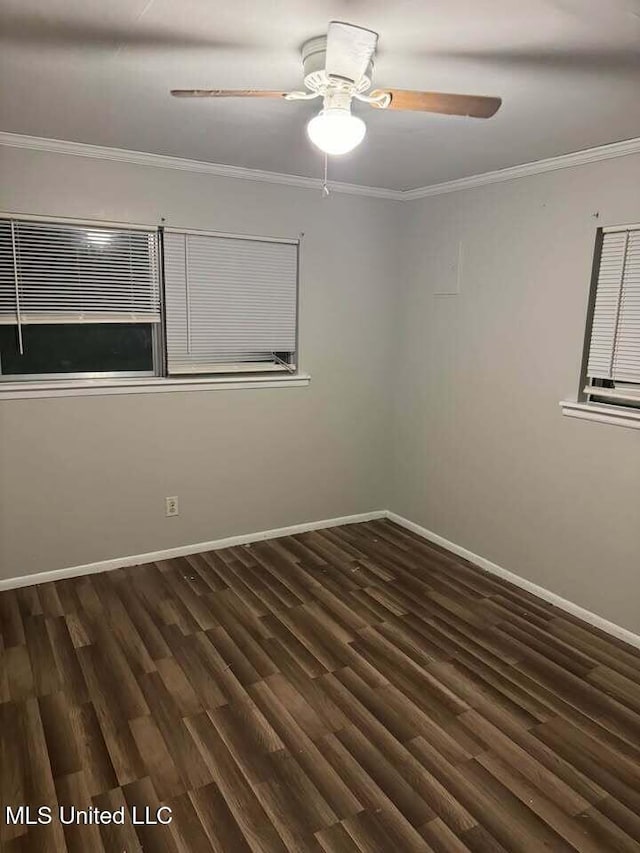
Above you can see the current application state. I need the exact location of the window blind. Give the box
[0,218,161,328]
[163,230,298,375]
[587,226,640,384]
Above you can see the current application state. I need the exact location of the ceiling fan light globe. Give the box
[306,108,366,155]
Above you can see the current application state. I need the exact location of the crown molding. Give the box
[0,132,404,201]
[402,136,640,200]
[1,130,639,202]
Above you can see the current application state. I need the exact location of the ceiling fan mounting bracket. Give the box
[354,90,391,109]
[284,90,322,101]
[301,35,373,94]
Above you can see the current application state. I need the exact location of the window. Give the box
[0,217,303,395]
[162,229,298,375]
[0,218,160,380]
[582,224,640,411]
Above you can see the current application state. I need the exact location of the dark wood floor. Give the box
[2,520,640,852]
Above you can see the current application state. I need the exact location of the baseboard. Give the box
[386,511,640,651]
[3,506,638,652]
[0,510,385,591]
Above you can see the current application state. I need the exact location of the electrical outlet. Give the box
[165,496,179,517]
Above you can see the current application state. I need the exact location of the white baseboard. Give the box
[3,506,638,652]
[0,510,385,591]
[387,511,640,651]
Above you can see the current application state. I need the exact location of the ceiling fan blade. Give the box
[325,21,378,83]
[371,89,502,118]
[171,89,288,98]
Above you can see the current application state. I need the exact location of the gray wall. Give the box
[2,144,639,638]
[392,154,640,634]
[0,146,399,579]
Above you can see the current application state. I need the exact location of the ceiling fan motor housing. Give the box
[301,36,374,93]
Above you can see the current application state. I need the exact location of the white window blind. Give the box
[163,230,298,375]
[587,226,640,384]
[0,218,161,328]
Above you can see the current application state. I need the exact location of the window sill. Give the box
[560,400,640,431]
[0,373,311,400]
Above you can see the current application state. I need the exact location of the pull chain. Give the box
[322,153,330,198]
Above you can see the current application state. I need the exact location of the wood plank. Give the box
[2,519,639,851]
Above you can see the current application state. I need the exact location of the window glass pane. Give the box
[0,323,154,376]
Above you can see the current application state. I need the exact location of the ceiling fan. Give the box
[171,21,502,156]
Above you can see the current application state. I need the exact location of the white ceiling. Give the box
[1,0,639,191]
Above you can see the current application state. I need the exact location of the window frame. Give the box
[0,326,163,383]
[577,227,605,404]
[561,222,640,429]
[0,213,163,383]
[160,226,301,378]
[0,212,309,398]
